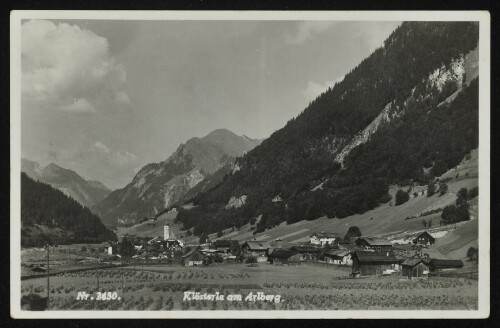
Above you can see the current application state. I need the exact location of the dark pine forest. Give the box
[175,22,480,237]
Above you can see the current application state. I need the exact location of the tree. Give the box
[442,203,470,224]
[456,188,468,205]
[432,160,448,177]
[199,233,208,244]
[395,190,410,206]
[427,183,436,197]
[439,182,448,196]
[344,226,362,242]
[422,219,427,228]
[428,219,432,227]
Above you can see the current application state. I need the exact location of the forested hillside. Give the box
[21,173,117,247]
[176,22,479,237]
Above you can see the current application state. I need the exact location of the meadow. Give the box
[21,263,477,311]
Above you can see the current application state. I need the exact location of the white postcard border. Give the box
[10,10,491,319]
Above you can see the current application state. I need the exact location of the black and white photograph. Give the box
[10,11,490,319]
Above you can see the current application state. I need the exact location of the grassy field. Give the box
[21,263,477,311]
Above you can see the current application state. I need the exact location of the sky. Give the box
[20,19,401,189]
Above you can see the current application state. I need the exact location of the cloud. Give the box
[60,98,96,113]
[285,21,337,45]
[89,141,111,153]
[303,75,344,102]
[21,20,131,112]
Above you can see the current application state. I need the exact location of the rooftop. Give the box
[353,251,398,263]
[311,232,341,239]
[268,249,299,259]
[358,237,393,246]
[243,241,272,251]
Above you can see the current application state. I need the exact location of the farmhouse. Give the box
[324,250,352,266]
[289,245,321,261]
[412,231,436,246]
[356,237,393,252]
[182,249,205,266]
[401,258,429,278]
[310,231,341,246]
[241,241,272,262]
[423,258,464,273]
[352,251,401,277]
[213,239,240,254]
[268,249,301,265]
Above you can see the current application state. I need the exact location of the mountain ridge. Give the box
[92,129,262,227]
[21,159,111,208]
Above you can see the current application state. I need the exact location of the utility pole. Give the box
[46,243,50,309]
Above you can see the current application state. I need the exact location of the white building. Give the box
[310,231,341,246]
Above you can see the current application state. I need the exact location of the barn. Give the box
[352,251,400,276]
[412,231,436,246]
[268,249,301,265]
[241,241,271,262]
[401,258,429,278]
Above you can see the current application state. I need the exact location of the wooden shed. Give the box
[424,258,464,272]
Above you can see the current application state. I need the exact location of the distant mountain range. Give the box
[92,129,262,227]
[21,159,111,208]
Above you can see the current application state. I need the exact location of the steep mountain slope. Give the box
[21,173,117,247]
[92,129,262,227]
[21,159,111,208]
[176,22,479,237]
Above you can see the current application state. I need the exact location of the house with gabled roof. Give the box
[213,239,240,254]
[412,231,436,246]
[323,249,353,266]
[241,241,272,262]
[356,237,393,252]
[182,249,205,266]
